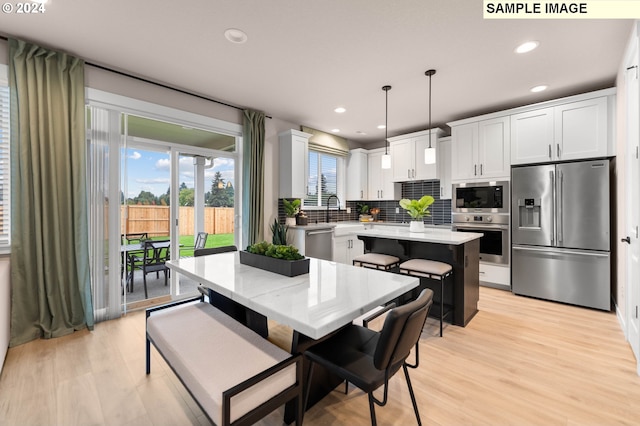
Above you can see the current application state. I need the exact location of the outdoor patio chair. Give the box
[128,239,171,299]
[121,232,149,244]
[194,232,208,250]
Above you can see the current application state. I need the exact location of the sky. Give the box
[123,147,235,199]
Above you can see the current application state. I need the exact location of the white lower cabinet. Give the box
[478,262,510,290]
[333,235,364,264]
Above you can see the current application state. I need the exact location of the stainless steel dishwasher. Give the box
[304,228,333,260]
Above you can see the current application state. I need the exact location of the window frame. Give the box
[303,148,345,210]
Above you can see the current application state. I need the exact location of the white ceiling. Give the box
[0,1,633,145]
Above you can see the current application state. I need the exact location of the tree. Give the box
[158,186,171,206]
[179,188,195,206]
[207,171,233,207]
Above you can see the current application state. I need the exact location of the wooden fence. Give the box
[121,205,234,237]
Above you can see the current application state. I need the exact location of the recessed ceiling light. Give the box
[377,124,386,129]
[515,41,539,54]
[530,85,548,93]
[334,107,346,113]
[356,131,367,135]
[332,129,340,133]
[224,28,248,44]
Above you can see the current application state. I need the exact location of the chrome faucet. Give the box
[326,195,341,223]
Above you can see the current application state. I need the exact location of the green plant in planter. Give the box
[246,241,304,260]
[282,198,301,218]
[399,195,435,220]
[270,218,288,245]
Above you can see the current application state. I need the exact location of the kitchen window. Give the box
[304,149,344,208]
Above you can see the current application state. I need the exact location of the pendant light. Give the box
[381,85,392,169]
[424,69,437,165]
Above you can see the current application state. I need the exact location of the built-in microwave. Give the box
[452,181,510,214]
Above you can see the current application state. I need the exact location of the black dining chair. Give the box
[129,240,171,299]
[303,289,434,426]
[121,232,149,244]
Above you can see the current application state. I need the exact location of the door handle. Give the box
[548,144,552,159]
[557,144,561,158]
[474,164,477,176]
[622,236,631,244]
[480,164,483,175]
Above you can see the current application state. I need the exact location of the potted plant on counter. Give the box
[282,198,301,226]
[399,195,435,232]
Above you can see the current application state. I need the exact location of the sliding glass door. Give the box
[87,95,241,319]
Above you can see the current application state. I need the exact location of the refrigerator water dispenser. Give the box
[517,198,541,229]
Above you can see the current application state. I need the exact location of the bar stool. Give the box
[399,259,453,337]
[352,253,400,271]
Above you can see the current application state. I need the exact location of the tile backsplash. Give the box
[278,179,451,225]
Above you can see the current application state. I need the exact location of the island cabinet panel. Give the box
[357,235,480,327]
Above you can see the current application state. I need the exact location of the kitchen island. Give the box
[356,227,483,327]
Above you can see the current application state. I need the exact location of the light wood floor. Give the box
[1,287,640,425]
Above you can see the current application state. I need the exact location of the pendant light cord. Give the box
[383,85,391,155]
[425,69,436,149]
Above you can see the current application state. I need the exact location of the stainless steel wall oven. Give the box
[452,213,510,265]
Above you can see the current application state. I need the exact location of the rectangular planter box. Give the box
[239,250,310,277]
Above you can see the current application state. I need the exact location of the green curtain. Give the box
[242,110,265,246]
[9,39,93,346]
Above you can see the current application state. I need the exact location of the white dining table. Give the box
[165,251,419,340]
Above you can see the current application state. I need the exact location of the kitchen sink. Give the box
[333,223,365,237]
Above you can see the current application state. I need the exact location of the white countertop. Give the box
[166,252,418,340]
[355,227,483,245]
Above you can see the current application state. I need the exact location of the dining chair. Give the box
[121,232,149,244]
[129,240,171,299]
[303,289,434,426]
[121,233,149,289]
[194,232,208,250]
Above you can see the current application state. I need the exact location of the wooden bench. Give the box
[146,296,303,426]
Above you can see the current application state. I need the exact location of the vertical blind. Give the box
[0,79,9,249]
[306,150,338,207]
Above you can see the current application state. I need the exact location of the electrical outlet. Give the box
[346,207,351,214]
[395,207,400,214]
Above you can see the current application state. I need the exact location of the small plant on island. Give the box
[246,241,304,261]
[399,195,435,220]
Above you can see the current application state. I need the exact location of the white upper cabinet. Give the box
[510,107,554,165]
[451,116,510,181]
[279,129,311,198]
[511,94,613,165]
[389,129,441,182]
[555,97,609,161]
[438,136,452,199]
[346,149,368,201]
[367,149,401,200]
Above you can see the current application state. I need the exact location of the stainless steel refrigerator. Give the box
[511,159,611,310]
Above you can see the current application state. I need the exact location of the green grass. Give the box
[177,233,235,257]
